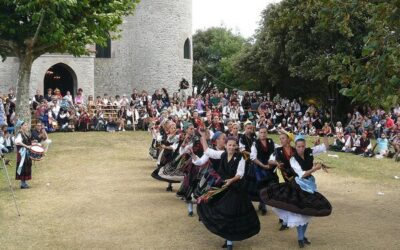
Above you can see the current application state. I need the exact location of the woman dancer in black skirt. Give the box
[268,129,296,230]
[261,135,332,248]
[197,133,260,250]
[191,131,226,212]
[151,121,181,191]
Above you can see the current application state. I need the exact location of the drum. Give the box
[30,145,45,161]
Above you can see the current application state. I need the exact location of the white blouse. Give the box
[192,154,210,166]
[15,133,23,145]
[204,148,245,178]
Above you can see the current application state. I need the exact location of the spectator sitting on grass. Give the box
[390,132,400,161]
[330,132,346,152]
[343,130,358,153]
[106,115,117,133]
[354,131,372,156]
[335,121,343,134]
[322,122,333,136]
[374,133,389,158]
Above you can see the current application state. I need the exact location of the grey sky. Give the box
[193,0,281,38]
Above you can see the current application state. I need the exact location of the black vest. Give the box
[275,146,296,181]
[16,132,32,151]
[293,148,314,175]
[255,138,275,164]
[218,152,243,180]
[240,133,256,152]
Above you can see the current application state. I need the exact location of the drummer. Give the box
[31,122,52,153]
[15,119,33,189]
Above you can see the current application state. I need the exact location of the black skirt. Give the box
[260,179,332,217]
[16,150,32,181]
[243,163,278,202]
[176,162,201,200]
[150,167,181,184]
[197,183,260,241]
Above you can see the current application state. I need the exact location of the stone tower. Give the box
[0,0,193,98]
[94,0,193,96]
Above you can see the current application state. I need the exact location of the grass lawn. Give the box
[0,131,399,249]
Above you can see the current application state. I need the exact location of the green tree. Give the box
[238,0,399,109]
[192,27,249,94]
[335,1,400,108]
[0,0,140,125]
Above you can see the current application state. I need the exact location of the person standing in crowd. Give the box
[15,120,33,189]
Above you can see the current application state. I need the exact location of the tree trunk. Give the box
[15,53,34,128]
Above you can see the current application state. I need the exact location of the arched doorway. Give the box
[43,63,77,96]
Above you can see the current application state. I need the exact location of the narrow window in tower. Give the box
[184,38,191,59]
[96,38,112,58]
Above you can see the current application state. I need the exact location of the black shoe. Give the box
[279,225,289,231]
[227,245,233,250]
[166,186,173,192]
[261,209,267,216]
[279,218,283,224]
[298,240,305,248]
[222,241,227,248]
[304,238,311,245]
[188,211,194,217]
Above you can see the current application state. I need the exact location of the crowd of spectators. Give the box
[0,86,399,161]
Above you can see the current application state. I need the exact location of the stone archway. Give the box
[43,63,77,96]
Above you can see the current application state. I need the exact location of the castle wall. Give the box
[94,0,193,97]
[0,57,19,95]
[0,55,94,97]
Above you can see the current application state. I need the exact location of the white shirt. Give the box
[15,133,23,145]
[192,154,210,166]
[204,148,245,178]
[179,143,193,155]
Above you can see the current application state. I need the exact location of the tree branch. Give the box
[25,8,45,49]
[33,44,59,59]
[32,9,45,46]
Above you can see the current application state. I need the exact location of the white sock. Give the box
[227,240,233,246]
[188,203,193,213]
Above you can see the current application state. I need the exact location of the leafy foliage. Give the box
[236,0,399,108]
[0,0,140,125]
[0,0,139,59]
[192,27,250,94]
